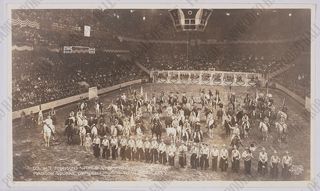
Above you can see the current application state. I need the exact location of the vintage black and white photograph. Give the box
[11,7,312,182]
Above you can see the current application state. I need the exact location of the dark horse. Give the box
[230,135,243,149]
[151,120,162,141]
[64,118,77,145]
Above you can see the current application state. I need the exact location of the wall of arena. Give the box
[12,78,311,120]
[275,83,310,112]
[12,79,142,120]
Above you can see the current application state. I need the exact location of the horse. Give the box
[230,135,243,149]
[147,103,153,114]
[172,117,182,141]
[259,121,269,141]
[151,120,162,141]
[176,125,182,141]
[91,125,98,139]
[164,115,173,128]
[43,124,52,147]
[65,118,76,145]
[192,129,203,143]
[275,121,288,143]
[166,126,177,143]
[242,120,250,139]
[110,125,118,137]
[115,124,124,136]
[277,110,288,121]
[79,125,87,146]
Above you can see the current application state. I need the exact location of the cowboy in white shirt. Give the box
[219,144,229,172]
[135,137,144,161]
[210,145,219,171]
[242,147,254,175]
[282,151,293,179]
[101,136,110,159]
[270,150,281,178]
[110,136,118,160]
[144,137,151,163]
[200,143,210,170]
[127,136,136,161]
[231,145,241,173]
[167,142,177,166]
[151,137,159,163]
[158,139,167,164]
[258,147,268,175]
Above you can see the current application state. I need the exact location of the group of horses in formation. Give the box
[58,89,288,151]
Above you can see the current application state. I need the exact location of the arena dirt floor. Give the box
[12,83,310,181]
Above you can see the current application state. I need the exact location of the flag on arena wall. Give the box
[130,114,135,127]
[89,48,95,54]
[63,46,73,54]
[84,25,91,37]
[140,86,143,95]
[88,87,98,99]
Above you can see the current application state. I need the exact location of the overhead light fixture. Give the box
[143,16,146,20]
[226,12,230,16]
[289,13,292,16]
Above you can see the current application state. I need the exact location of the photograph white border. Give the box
[1,0,319,190]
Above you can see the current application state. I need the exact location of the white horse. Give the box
[76,115,84,131]
[122,119,131,138]
[207,118,215,138]
[95,103,100,117]
[166,126,177,143]
[79,125,87,146]
[91,125,98,139]
[277,110,287,121]
[147,103,153,114]
[43,124,52,147]
[172,117,181,141]
[259,121,269,141]
[275,121,288,143]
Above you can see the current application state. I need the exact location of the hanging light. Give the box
[143,16,146,21]
[226,12,230,16]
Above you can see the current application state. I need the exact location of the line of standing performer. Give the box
[90,135,293,179]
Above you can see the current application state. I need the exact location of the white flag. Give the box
[84,25,91,37]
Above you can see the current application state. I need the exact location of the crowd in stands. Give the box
[12,51,146,111]
[273,54,311,98]
[137,43,295,74]
[12,9,311,111]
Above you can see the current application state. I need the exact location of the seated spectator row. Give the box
[12,51,147,111]
[135,42,299,74]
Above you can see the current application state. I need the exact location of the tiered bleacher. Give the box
[12,9,310,111]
